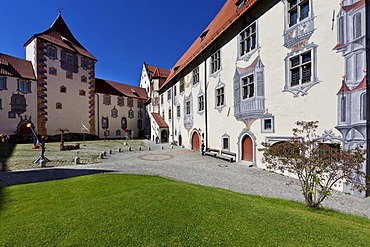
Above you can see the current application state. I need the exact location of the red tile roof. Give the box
[337,80,352,94]
[161,0,258,89]
[342,0,365,12]
[146,64,170,79]
[151,112,168,128]
[353,76,367,91]
[24,13,96,60]
[95,78,148,99]
[0,53,36,80]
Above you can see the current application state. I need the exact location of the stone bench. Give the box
[204,148,219,158]
[218,149,236,162]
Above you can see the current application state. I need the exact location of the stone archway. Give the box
[191,132,200,152]
[18,122,32,137]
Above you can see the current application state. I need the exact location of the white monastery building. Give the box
[140,0,369,196]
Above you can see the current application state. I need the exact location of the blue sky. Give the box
[1,0,226,86]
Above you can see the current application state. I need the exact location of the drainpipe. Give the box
[171,85,175,144]
[366,0,370,197]
[96,93,100,138]
[201,53,209,149]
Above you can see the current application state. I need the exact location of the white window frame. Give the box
[261,114,275,133]
[210,50,221,74]
[221,133,230,151]
[192,67,200,85]
[242,74,255,100]
[186,100,191,115]
[287,0,310,27]
[198,95,204,112]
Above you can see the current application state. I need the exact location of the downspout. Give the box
[96,93,100,138]
[366,0,370,197]
[171,85,175,144]
[202,53,209,149]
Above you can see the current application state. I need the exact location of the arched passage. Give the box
[191,132,200,152]
[241,135,253,162]
[161,130,168,143]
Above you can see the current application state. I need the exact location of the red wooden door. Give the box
[192,133,200,152]
[242,135,253,162]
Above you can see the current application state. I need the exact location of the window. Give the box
[0,76,7,90]
[353,13,362,40]
[102,117,109,129]
[168,108,172,120]
[174,85,177,96]
[211,50,221,74]
[355,53,364,81]
[121,117,127,129]
[222,137,229,150]
[111,107,118,118]
[81,57,89,70]
[288,0,310,27]
[318,143,340,162]
[56,102,62,109]
[60,86,67,93]
[186,101,191,115]
[79,90,86,96]
[61,50,78,73]
[138,110,143,119]
[341,96,346,123]
[47,45,57,59]
[198,95,204,111]
[0,98,2,110]
[193,67,199,84]
[18,80,31,93]
[361,93,366,120]
[103,94,111,105]
[180,79,185,93]
[271,141,299,157]
[289,51,311,87]
[261,115,275,133]
[137,100,144,108]
[239,22,257,57]
[66,71,73,79]
[127,98,133,107]
[177,105,181,118]
[117,96,124,107]
[81,76,87,83]
[116,130,122,136]
[128,109,134,119]
[338,16,345,44]
[49,67,57,76]
[161,95,164,104]
[167,89,171,101]
[242,75,254,99]
[162,110,165,119]
[137,119,143,129]
[216,87,225,107]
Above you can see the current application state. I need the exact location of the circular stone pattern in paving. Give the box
[138,154,174,161]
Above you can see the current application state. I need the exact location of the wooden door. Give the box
[242,135,253,162]
[192,133,200,152]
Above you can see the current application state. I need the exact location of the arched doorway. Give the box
[191,132,200,152]
[18,123,32,136]
[241,135,253,162]
[178,135,182,146]
[161,130,168,143]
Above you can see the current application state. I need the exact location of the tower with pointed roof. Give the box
[24,13,97,135]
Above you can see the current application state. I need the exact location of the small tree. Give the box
[259,121,368,208]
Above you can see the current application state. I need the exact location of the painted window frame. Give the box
[215,86,225,108]
[56,102,62,110]
[167,89,172,101]
[238,21,259,60]
[210,49,221,74]
[353,13,362,41]
[261,114,275,133]
[186,100,191,115]
[198,94,204,112]
[60,86,67,93]
[180,78,185,94]
[79,90,86,96]
[18,79,31,93]
[221,133,230,151]
[361,92,366,120]
[0,76,7,90]
[47,45,57,59]
[127,97,134,107]
[177,104,181,118]
[117,96,124,107]
[242,74,255,100]
[81,57,89,70]
[168,107,172,120]
[81,75,87,83]
[49,67,57,76]
[103,94,111,105]
[192,66,200,85]
[66,71,73,79]
[111,107,118,118]
[128,109,134,119]
[284,43,319,97]
[287,0,310,27]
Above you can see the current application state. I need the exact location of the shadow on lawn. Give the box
[0,168,113,187]
[0,140,17,211]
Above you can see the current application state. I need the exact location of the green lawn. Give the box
[1,174,369,246]
[0,140,144,171]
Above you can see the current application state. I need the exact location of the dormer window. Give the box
[199,30,209,41]
[235,0,245,9]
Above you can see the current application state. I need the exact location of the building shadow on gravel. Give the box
[0,168,113,211]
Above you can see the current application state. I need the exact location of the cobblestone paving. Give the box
[1,140,370,219]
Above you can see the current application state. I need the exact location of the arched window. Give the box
[121,117,127,130]
[353,13,362,39]
[338,16,345,44]
[361,93,366,120]
[56,102,62,109]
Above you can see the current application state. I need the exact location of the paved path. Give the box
[1,140,370,219]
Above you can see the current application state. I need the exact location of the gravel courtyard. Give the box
[1,140,370,219]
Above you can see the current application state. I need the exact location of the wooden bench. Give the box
[204,148,219,158]
[218,149,236,162]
